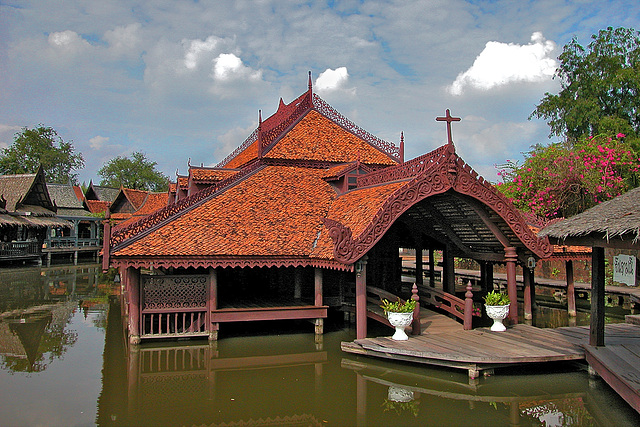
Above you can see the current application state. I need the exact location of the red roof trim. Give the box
[110,256,353,271]
[324,146,553,264]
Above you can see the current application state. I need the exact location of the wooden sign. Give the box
[613,254,636,286]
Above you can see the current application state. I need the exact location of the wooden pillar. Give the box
[102,208,111,272]
[428,248,436,287]
[505,247,518,324]
[411,283,421,335]
[463,281,474,330]
[415,246,423,287]
[443,248,455,294]
[355,256,368,340]
[591,247,605,346]
[127,267,141,344]
[566,260,577,317]
[208,267,218,342]
[523,266,533,320]
[314,268,323,337]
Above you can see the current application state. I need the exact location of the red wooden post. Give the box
[415,246,423,287]
[101,207,111,272]
[428,248,436,287]
[591,247,605,346]
[127,266,141,344]
[523,266,533,320]
[463,281,474,330]
[411,283,421,335]
[355,256,368,340]
[566,260,577,317]
[208,267,218,342]
[505,247,518,324]
[314,268,323,338]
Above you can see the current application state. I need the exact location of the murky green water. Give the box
[0,265,639,426]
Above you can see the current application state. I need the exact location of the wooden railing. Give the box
[0,241,41,258]
[418,281,475,330]
[141,308,208,338]
[45,237,100,248]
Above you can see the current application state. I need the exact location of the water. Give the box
[0,265,639,426]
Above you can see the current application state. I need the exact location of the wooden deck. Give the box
[342,309,640,412]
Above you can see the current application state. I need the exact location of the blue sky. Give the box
[1,1,639,185]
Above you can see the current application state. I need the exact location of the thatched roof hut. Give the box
[539,186,640,249]
[539,187,640,347]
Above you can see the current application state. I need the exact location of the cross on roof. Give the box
[436,109,461,145]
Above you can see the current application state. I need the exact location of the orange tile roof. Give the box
[115,166,337,258]
[113,193,169,230]
[190,167,238,183]
[322,162,358,180]
[122,188,148,210]
[267,110,397,165]
[72,186,85,202]
[224,140,259,169]
[168,182,177,193]
[312,181,406,259]
[86,200,109,214]
[178,176,189,189]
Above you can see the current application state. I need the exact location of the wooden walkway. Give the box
[342,309,640,412]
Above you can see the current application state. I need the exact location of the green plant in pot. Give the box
[483,291,510,332]
[380,298,417,340]
[483,291,510,306]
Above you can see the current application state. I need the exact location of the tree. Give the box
[531,27,640,148]
[0,125,84,184]
[98,152,169,192]
[496,133,640,218]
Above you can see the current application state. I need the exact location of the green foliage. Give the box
[0,125,84,184]
[98,151,169,192]
[380,298,417,313]
[531,27,640,147]
[496,133,640,218]
[484,291,510,306]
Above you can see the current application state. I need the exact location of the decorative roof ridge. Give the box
[110,161,265,250]
[311,94,401,163]
[357,144,451,187]
[189,164,241,171]
[216,128,258,168]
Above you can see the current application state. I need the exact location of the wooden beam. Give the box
[356,256,368,340]
[591,246,606,346]
[566,260,577,317]
[505,247,518,324]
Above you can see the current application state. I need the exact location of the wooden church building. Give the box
[105,76,552,344]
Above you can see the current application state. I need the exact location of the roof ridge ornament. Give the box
[436,109,461,147]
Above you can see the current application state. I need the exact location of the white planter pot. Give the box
[387,311,413,340]
[485,304,509,332]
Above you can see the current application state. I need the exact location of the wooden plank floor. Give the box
[342,308,640,380]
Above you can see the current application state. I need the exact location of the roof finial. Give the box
[258,109,263,128]
[400,131,405,164]
[436,109,461,146]
[308,70,312,91]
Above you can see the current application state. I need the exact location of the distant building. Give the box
[45,183,101,266]
[0,166,71,265]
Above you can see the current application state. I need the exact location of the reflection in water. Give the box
[0,265,108,373]
[0,266,639,425]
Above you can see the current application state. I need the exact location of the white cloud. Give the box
[104,23,143,57]
[48,30,91,54]
[89,135,109,150]
[448,32,557,96]
[316,67,349,91]
[184,36,220,70]
[315,67,356,97]
[212,53,261,81]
